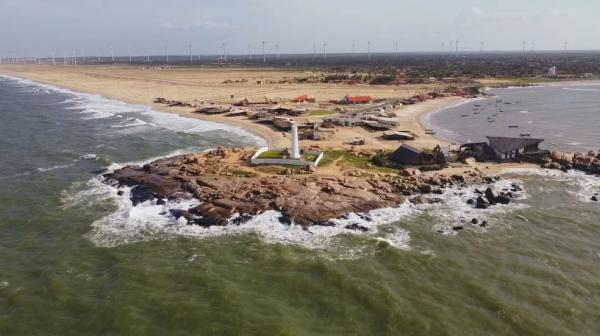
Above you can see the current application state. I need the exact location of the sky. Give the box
[1,0,599,57]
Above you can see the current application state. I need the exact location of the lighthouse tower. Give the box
[291,123,300,159]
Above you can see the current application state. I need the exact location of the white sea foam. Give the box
[0,74,266,147]
[421,178,530,235]
[37,163,76,173]
[82,177,416,253]
[501,168,600,203]
[80,153,99,160]
[74,170,535,254]
[0,281,8,289]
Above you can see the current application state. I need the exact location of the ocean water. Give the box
[423,83,600,152]
[1,75,600,335]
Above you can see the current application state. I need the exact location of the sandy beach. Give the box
[0,64,459,150]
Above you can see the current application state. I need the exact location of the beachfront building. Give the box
[460,136,547,162]
[339,95,372,104]
[251,123,324,168]
[390,144,445,166]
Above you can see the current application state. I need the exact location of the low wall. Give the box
[250,147,324,168]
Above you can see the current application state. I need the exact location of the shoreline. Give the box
[0,65,464,150]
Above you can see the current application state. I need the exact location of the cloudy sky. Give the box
[1,0,598,57]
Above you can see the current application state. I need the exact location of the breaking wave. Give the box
[0,74,266,147]
[501,168,600,203]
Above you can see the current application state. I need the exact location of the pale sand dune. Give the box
[0,64,457,150]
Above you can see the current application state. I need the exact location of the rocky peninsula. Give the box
[103,148,527,229]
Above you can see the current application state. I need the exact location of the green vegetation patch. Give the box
[257,150,285,159]
[308,109,336,116]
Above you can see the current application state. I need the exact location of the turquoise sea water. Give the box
[0,76,599,335]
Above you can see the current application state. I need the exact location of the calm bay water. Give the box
[1,76,599,335]
[423,83,600,152]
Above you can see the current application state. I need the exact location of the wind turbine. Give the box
[368,41,371,61]
[248,44,252,60]
[262,41,266,63]
[564,41,568,52]
[395,41,398,58]
[189,44,193,63]
[275,43,280,60]
[352,43,356,58]
[522,41,526,57]
[480,41,484,54]
[129,44,132,62]
[455,38,459,56]
[110,46,115,62]
[222,43,227,63]
[165,45,169,63]
[449,41,454,57]
[312,43,316,60]
[322,43,327,61]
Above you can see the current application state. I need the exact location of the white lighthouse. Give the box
[291,123,300,159]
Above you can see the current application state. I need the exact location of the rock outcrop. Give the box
[103,148,488,227]
[545,151,600,175]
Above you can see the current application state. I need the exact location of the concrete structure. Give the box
[291,124,300,159]
[548,66,557,77]
[250,122,324,167]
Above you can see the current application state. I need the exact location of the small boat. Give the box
[424,129,437,135]
[508,125,519,128]
[461,114,469,117]
[520,133,531,137]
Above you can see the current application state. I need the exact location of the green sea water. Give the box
[1,75,599,335]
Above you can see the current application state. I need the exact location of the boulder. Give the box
[485,187,499,204]
[476,196,490,209]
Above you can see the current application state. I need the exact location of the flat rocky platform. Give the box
[103,148,512,228]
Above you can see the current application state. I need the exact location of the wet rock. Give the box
[485,187,499,204]
[117,190,124,196]
[476,196,490,209]
[345,223,369,232]
[130,185,156,206]
[452,226,464,231]
[278,216,292,225]
[592,196,598,202]
[495,194,511,205]
[418,184,433,194]
[479,221,488,228]
[466,198,475,205]
[357,213,373,222]
[169,209,194,221]
[471,218,479,225]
